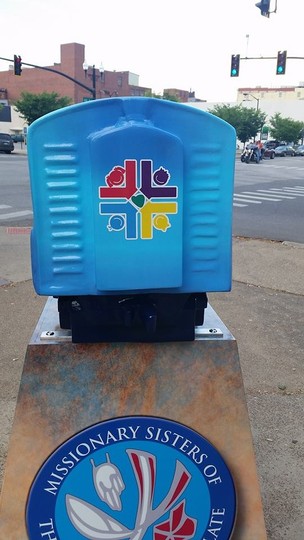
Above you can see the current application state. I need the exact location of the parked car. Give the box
[11,133,25,143]
[294,144,304,156]
[0,133,14,154]
[262,145,275,159]
[263,140,285,149]
[274,145,296,157]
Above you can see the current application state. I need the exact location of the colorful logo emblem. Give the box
[26,417,236,540]
[99,160,178,240]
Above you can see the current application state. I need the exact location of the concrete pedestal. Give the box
[0,299,267,539]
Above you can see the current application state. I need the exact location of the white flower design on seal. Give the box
[66,449,196,540]
[91,453,125,510]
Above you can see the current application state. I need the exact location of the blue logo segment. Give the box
[26,417,236,539]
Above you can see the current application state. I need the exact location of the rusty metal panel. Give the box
[0,301,266,539]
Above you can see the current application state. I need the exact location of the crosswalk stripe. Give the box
[255,190,295,199]
[282,186,304,191]
[236,193,281,201]
[266,165,304,170]
[271,189,304,196]
[233,197,261,204]
[0,210,33,220]
[233,184,304,209]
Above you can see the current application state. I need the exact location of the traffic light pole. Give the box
[0,56,96,99]
[240,55,304,61]
[230,54,304,77]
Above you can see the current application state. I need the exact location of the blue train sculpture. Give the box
[28,97,236,342]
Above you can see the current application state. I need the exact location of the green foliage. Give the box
[162,92,180,102]
[14,91,72,125]
[145,91,180,102]
[208,104,266,144]
[269,113,304,144]
[237,107,267,143]
[208,104,243,128]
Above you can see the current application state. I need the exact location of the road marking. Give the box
[256,190,295,199]
[260,164,304,170]
[0,210,33,220]
[233,184,304,208]
[0,204,11,209]
[236,192,282,201]
[233,197,262,204]
[6,227,31,234]
[281,188,304,193]
[271,189,304,196]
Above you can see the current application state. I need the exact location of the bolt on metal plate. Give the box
[195,327,223,339]
[40,327,223,341]
[40,330,72,341]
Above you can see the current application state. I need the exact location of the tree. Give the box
[208,104,243,129]
[269,113,304,144]
[145,91,180,102]
[162,92,180,102]
[14,91,71,125]
[208,104,266,144]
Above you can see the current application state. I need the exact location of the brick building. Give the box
[163,88,204,103]
[0,42,151,105]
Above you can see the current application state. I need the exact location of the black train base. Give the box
[57,293,208,343]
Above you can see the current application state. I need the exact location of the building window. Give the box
[117,76,122,87]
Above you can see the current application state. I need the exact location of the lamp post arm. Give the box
[92,66,96,100]
[0,57,95,97]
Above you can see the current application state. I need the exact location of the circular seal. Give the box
[26,416,236,540]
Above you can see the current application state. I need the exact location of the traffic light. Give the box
[14,55,22,76]
[230,54,240,77]
[255,0,270,17]
[276,50,287,75]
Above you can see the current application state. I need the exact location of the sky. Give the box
[1,0,304,102]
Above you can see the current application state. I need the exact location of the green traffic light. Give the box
[230,54,240,77]
[276,51,287,75]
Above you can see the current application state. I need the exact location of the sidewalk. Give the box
[0,227,303,539]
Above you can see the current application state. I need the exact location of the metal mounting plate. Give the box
[195,327,223,339]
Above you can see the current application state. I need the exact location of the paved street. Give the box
[233,157,304,242]
[1,152,304,241]
[0,149,304,538]
[0,153,33,226]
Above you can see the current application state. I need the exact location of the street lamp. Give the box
[243,93,262,142]
[242,92,260,111]
[82,61,104,100]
